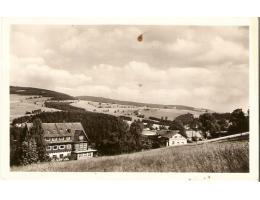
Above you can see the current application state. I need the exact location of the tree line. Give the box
[168,109,249,138]
[10,119,49,166]
[10,108,249,166]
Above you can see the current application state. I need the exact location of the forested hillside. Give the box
[10,86,75,100]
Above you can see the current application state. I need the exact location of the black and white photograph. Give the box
[4,19,257,175]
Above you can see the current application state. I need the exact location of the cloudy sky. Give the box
[10,25,249,112]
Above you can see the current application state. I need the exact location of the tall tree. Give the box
[198,113,220,138]
[169,120,186,137]
[175,113,194,126]
[129,121,143,151]
[228,109,249,134]
[190,118,200,130]
[30,118,49,162]
[18,138,38,165]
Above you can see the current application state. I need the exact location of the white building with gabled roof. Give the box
[158,130,187,146]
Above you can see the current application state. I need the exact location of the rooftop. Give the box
[26,122,87,139]
[157,130,180,139]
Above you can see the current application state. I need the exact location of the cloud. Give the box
[10,56,92,92]
[10,25,249,112]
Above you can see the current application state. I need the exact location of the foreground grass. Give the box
[11,139,249,172]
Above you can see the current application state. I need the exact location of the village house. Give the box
[26,122,97,161]
[31,109,42,115]
[142,128,157,136]
[185,129,203,142]
[152,124,161,130]
[158,130,187,146]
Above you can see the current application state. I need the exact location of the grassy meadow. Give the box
[71,100,203,121]
[11,139,249,172]
[10,94,59,121]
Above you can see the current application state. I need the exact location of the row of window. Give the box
[172,141,185,145]
[52,153,71,159]
[45,136,71,142]
[75,143,88,150]
[46,129,72,134]
[46,144,72,151]
[78,152,92,157]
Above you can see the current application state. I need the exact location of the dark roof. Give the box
[26,122,88,139]
[157,130,180,139]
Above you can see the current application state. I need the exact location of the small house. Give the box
[185,129,203,142]
[152,124,161,130]
[32,109,42,114]
[158,130,187,146]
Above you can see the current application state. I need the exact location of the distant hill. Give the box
[10,86,75,100]
[10,86,210,112]
[77,95,209,112]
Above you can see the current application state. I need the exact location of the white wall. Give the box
[168,134,187,146]
[48,151,71,160]
[77,152,93,160]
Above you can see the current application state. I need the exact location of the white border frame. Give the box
[0,17,258,180]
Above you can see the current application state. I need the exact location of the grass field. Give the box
[139,108,202,121]
[11,139,249,172]
[71,100,204,121]
[10,94,60,122]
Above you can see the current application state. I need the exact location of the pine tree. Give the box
[18,139,38,165]
[30,118,49,162]
[28,138,39,163]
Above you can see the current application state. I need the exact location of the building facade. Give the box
[185,129,203,142]
[158,130,187,146]
[27,122,97,161]
[168,133,187,146]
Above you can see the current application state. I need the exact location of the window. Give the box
[52,155,57,159]
[45,137,50,141]
[60,154,63,158]
[67,144,72,149]
[53,145,58,150]
[83,143,87,148]
[66,136,71,141]
[52,137,57,141]
[59,137,64,141]
[79,135,84,141]
[172,141,175,145]
[46,146,52,151]
[59,145,65,150]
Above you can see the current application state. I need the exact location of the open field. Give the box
[11,139,249,172]
[71,100,204,121]
[139,108,202,121]
[10,94,60,122]
[10,86,207,122]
